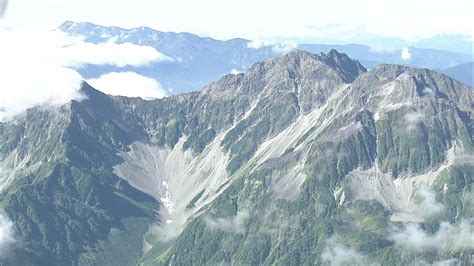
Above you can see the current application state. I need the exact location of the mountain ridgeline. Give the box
[0,50,473,265]
[59,21,474,93]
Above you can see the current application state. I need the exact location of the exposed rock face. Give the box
[0,50,472,265]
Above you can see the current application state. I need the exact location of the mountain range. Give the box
[0,50,472,265]
[59,21,474,94]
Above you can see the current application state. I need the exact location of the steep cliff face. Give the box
[0,50,472,265]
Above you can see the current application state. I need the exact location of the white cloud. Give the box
[205,208,249,234]
[0,27,170,121]
[271,42,298,54]
[0,210,15,258]
[422,87,436,97]
[0,28,84,121]
[404,111,423,131]
[87,72,166,99]
[230,69,243,75]
[321,237,368,266]
[401,47,411,61]
[247,39,297,54]
[391,186,445,223]
[59,41,173,68]
[149,220,183,243]
[247,39,274,49]
[388,218,474,252]
[409,187,445,220]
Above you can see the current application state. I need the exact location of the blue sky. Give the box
[1,0,473,41]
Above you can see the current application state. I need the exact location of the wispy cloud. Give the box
[205,208,249,234]
[388,218,474,252]
[321,237,369,266]
[247,39,274,49]
[247,39,297,54]
[413,187,445,219]
[87,72,167,99]
[0,209,15,258]
[422,87,436,98]
[404,111,423,131]
[271,42,298,54]
[149,220,183,243]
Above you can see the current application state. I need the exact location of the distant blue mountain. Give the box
[413,34,473,54]
[59,21,473,93]
[59,21,279,93]
[441,62,473,86]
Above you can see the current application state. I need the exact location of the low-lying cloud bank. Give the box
[60,41,172,68]
[0,27,169,121]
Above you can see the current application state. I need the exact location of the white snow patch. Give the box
[160,181,175,214]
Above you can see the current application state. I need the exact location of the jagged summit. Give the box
[267,49,366,82]
[202,49,366,102]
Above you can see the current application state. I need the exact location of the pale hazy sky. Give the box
[1,0,473,40]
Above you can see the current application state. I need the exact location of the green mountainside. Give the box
[0,50,472,265]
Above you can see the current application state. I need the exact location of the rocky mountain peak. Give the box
[203,50,366,99]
